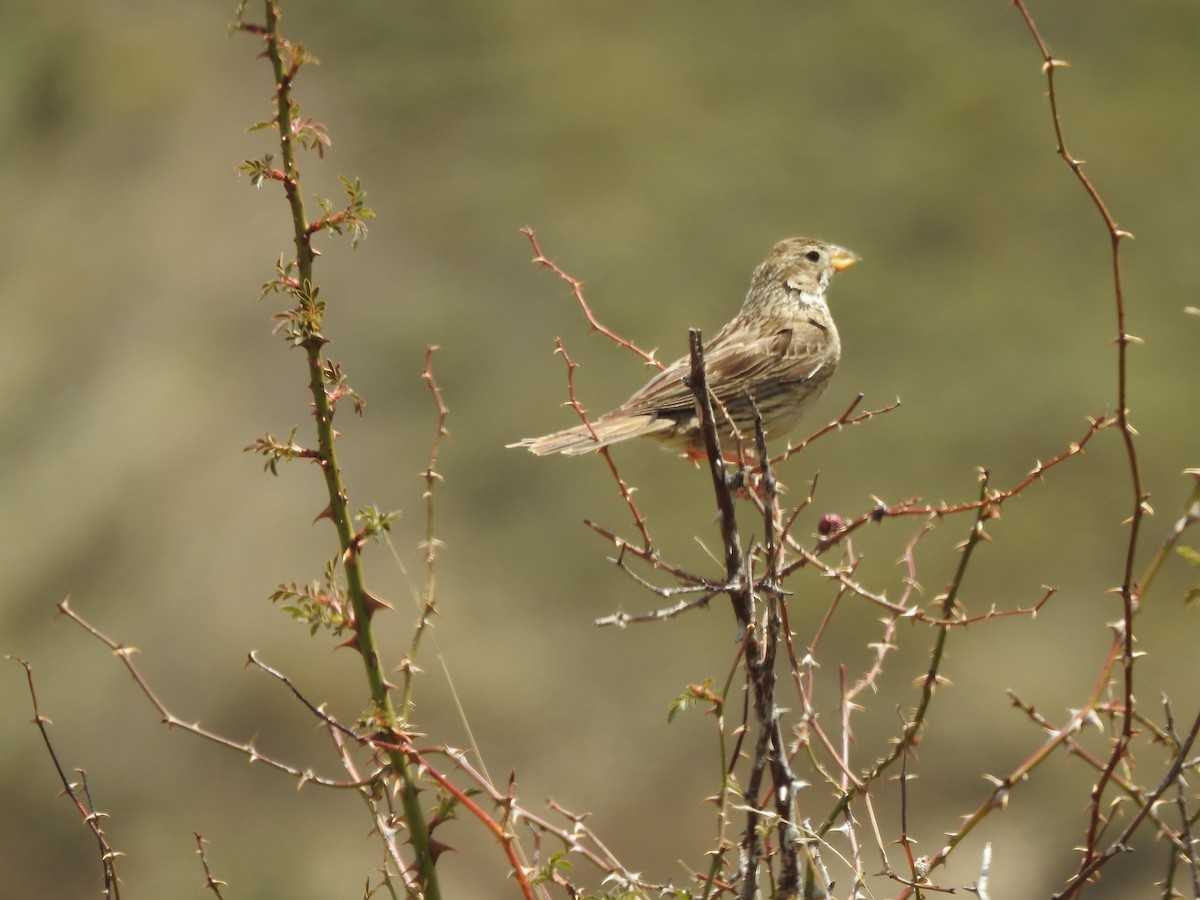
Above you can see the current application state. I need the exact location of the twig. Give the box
[521,227,664,368]
[892,639,1125,899]
[246,651,364,744]
[797,414,1110,559]
[56,599,369,789]
[1053,704,1200,898]
[687,330,745,616]
[685,330,767,898]
[1011,4,1146,885]
[818,472,998,849]
[1137,472,1200,600]
[1163,698,1200,898]
[371,742,536,900]
[553,339,654,550]
[772,394,900,466]
[327,726,415,893]
[583,519,719,590]
[194,833,229,899]
[593,592,716,627]
[401,345,450,719]
[11,655,123,900]
[1005,692,1188,861]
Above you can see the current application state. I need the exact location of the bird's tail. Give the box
[507,414,671,456]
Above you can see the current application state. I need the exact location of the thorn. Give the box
[313,503,335,524]
[363,590,393,613]
[334,636,362,654]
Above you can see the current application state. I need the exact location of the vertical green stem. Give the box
[259,4,440,895]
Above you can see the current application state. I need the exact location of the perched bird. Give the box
[509,237,858,457]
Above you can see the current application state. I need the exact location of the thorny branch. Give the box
[522,226,664,368]
[686,329,808,898]
[54,599,372,790]
[194,832,229,899]
[399,345,450,719]
[515,189,1184,897]
[554,339,654,551]
[1012,3,1153,892]
[12,655,123,900]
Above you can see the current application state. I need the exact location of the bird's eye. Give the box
[805,250,821,263]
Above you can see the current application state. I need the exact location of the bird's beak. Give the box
[830,246,861,273]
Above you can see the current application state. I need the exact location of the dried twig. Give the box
[11,655,124,900]
[1011,4,1146,888]
[522,227,664,368]
[194,833,229,899]
[56,599,369,789]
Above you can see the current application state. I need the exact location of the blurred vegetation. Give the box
[1,1,1197,897]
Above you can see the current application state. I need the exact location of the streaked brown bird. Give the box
[509,237,858,457]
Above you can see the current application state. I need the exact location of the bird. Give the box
[508,237,858,458]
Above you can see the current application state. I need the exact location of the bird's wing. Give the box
[617,318,832,418]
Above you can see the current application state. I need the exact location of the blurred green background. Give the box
[2,1,1197,897]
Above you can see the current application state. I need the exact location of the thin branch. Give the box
[521,227,664,368]
[247,651,365,744]
[1054,705,1200,898]
[375,742,536,900]
[582,519,717,589]
[801,414,1110,558]
[1011,3,1145,883]
[772,394,900,466]
[194,833,229,899]
[327,726,415,894]
[401,345,451,720]
[1138,473,1200,600]
[593,591,717,627]
[56,599,369,789]
[893,639,1125,898]
[818,473,998,845]
[553,339,654,551]
[11,655,123,900]
[1163,698,1200,898]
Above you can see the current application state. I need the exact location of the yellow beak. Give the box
[830,246,861,273]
